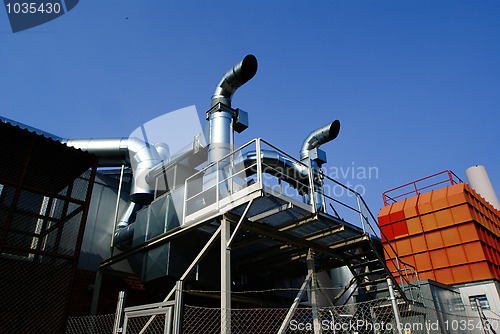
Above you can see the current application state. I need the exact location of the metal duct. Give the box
[116,201,142,229]
[207,55,258,166]
[113,201,141,248]
[235,150,310,194]
[211,54,258,108]
[299,120,341,161]
[154,142,170,161]
[63,137,162,205]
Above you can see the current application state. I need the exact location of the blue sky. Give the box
[1,1,499,215]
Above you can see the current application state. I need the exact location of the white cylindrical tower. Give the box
[465,165,500,211]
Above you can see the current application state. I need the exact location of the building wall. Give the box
[78,171,135,274]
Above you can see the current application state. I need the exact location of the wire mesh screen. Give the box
[63,285,500,334]
[65,314,115,334]
[123,313,170,334]
[0,122,97,334]
[180,294,500,334]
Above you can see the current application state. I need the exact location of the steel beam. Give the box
[221,216,231,334]
[277,272,312,334]
[307,249,322,334]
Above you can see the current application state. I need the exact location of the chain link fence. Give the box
[66,314,115,334]
[181,297,500,333]
[65,286,500,334]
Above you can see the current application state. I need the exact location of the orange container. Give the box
[406,217,422,235]
[409,235,427,254]
[378,205,392,226]
[392,221,409,239]
[457,222,479,243]
[463,241,487,262]
[435,209,454,229]
[424,230,444,250]
[403,196,419,219]
[430,249,449,269]
[389,200,406,224]
[417,192,433,215]
[431,187,449,212]
[445,245,467,266]
[440,226,461,246]
[380,225,394,242]
[378,182,500,285]
[414,252,432,272]
[450,204,473,224]
[395,239,412,257]
[434,268,454,284]
[470,262,494,281]
[446,183,468,206]
[417,270,436,281]
[451,265,473,283]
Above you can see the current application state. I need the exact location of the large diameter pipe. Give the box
[211,54,258,108]
[64,137,161,204]
[465,165,500,210]
[300,120,340,161]
[208,55,258,165]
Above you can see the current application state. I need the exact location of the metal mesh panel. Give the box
[181,295,500,333]
[62,286,500,334]
[124,314,169,334]
[65,314,115,334]
[0,123,97,334]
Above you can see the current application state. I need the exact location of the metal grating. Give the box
[0,122,97,333]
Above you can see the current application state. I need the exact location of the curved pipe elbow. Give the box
[300,120,340,160]
[113,224,135,249]
[211,54,258,107]
[64,137,162,205]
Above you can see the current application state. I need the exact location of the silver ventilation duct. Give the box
[211,54,258,108]
[116,201,142,229]
[63,138,162,205]
[300,120,340,161]
[207,55,258,166]
[236,150,309,193]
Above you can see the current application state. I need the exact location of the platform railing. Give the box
[183,138,314,225]
[382,170,463,206]
[181,139,422,302]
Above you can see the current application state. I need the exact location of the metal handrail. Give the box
[181,138,422,302]
[382,170,464,206]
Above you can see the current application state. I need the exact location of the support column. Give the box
[307,249,322,334]
[112,291,126,334]
[221,216,231,334]
[90,269,103,316]
[387,278,403,334]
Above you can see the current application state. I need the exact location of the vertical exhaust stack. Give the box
[465,165,500,211]
[208,55,258,165]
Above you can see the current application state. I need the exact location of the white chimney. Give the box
[465,165,500,211]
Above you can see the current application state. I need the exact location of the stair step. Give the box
[353,268,386,278]
[349,259,382,269]
[344,249,375,261]
[358,277,389,287]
